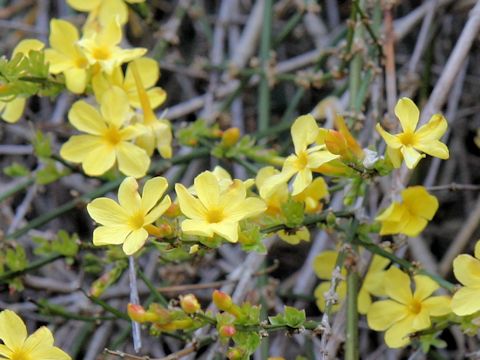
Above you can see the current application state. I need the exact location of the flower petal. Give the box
[291,168,312,196]
[291,114,319,154]
[68,101,106,135]
[194,171,220,209]
[60,135,102,163]
[313,251,341,280]
[453,254,480,287]
[413,275,439,301]
[23,326,53,353]
[98,0,128,25]
[122,228,149,255]
[92,225,131,246]
[0,344,12,357]
[118,177,141,211]
[307,151,339,168]
[82,145,116,176]
[366,300,406,331]
[415,114,448,141]
[181,219,214,237]
[400,146,424,169]
[451,286,480,316]
[142,177,168,213]
[116,142,150,178]
[422,296,451,316]
[175,184,207,219]
[415,140,449,160]
[50,19,78,55]
[358,286,372,315]
[100,86,130,128]
[87,198,129,225]
[64,68,87,94]
[384,315,415,348]
[211,222,239,243]
[376,124,402,149]
[384,267,412,304]
[376,202,404,222]
[401,186,438,220]
[395,97,419,133]
[1,98,25,123]
[125,57,159,90]
[0,310,27,349]
[144,196,171,224]
[225,197,266,222]
[401,214,428,237]
[67,0,100,11]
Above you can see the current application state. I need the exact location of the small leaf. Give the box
[3,162,29,177]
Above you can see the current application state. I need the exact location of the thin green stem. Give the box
[0,254,62,283]
[138,269,168,307]
[345,220,360,360]
[0,177,34,203]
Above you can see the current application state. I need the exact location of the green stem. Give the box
[0,254,62,283]
[258,0,273,133]
[137,269,168,307]
[0,177,34,203]
[345,220,360,360]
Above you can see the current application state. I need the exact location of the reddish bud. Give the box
[127,303,147,323]
[165,203,181,217]
[180,294,201,314]
[219,324,236,338]
[227,348,245,360]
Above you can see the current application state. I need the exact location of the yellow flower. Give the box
[376,97,449,169]
[367,267,450,348]
[376,186,438,237]
[260,115,338,197]
[0,309,71,360]
[67,0,144,26]
[0,39,45,123]
[256,166,288,215]
[451,241,480,315]
[292,177,329,213]
[60,86,150,177]
[278,226,310,245]
[87,176,171,255]
[175,171,266,243]
[44,19,89,93]
[92,57,166,110]
[128,60,172,158]
[79,18,146,74]
[313,250,390,314]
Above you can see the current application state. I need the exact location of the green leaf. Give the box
[35,160,69,185]
[232,331,261,354]
[281,198,304,228]
[32,130,52,158]
[3,162,29,177]
[6,246,27,271]
[284,306,306,327]
[239,222,266,254]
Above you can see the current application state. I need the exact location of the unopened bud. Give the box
[221,127,241,147]
[219,324,236,337]
[127,303,147,323]
[165,203,181,217]
[212,290,233,311]
[180,294,201,314]
[227,348,245,360]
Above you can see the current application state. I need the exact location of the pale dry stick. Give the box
[0,145,32,154]
[7,183,37,234]
[383,3,397,118]
[439,195,480,276]
[129,256,142,353]
[23,274,81,293]
[407,236,438,273]
[325,0,341,29]
[0,20,45,34]
[303,12,329,50]
[84,320,115,360]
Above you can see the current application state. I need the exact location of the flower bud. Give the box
[219,324,236,338]
[221,127,241,147]
[180,294,201,314]
[165,203,181,217]
[212,290,233,311]
[127,303,148,323]
[227,348,245,360]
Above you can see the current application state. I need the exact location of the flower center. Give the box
[408,300,422,314]
[398,132,417,147]
[11,348,32,360]
[206,208,224,224]
[92,46,111,60]
[102,127,122,147]
[294,151,309,170]
[75,55,88,68]
[128,211,145,230]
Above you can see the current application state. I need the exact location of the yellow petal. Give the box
[375,124,402,149]
[375,202,404,222]
[386,146,402,168]
[314,281,346,313]
[451,286,480,316]
[67,0,100,11]
[82,145,116,176]
[194,171,220,209]
[49,19,78,55]
[384,315,415,348]
[411,308,431,331]
[313,251,340,280]
[401,186,438,220]
[118,177,141,210]
[291,168,312,196]
[225,197,266,222]
[181,219,214,237]
[401,214,428,237]
[1,97,25,123]
[0,310,27,348]
[87,198,129,225]
[384,267,412,304]
[175,184,207,220]
[291,114,319,153]
[475,240,480,259]
[64,68,87,94]
[0,345,12,358]
[122,228,149,255]
[277,227,310,245]
[12,39,44,57]
[307,150,339,168]
[68,101,106,135]
[100,86,130,127]
[23,326,53,353]
[357,287,372,314]
[44,49,72,73]
[400,146,424,169]
[415,114,448,141]
[60,135,102,163]
[366,300,406,331]
[116,142,150,178]
[211,222,239,243]
[453,254,480,287]
[144,196,171,224]
[395,97,419,133]
[412,275,439,301]
[98,17,122,45]
[93,225,131,246]
[422,296,451,316]
[415,140,449,160]
[142,177,168,212]
[98,0,128,25]
[125,57,159,90]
